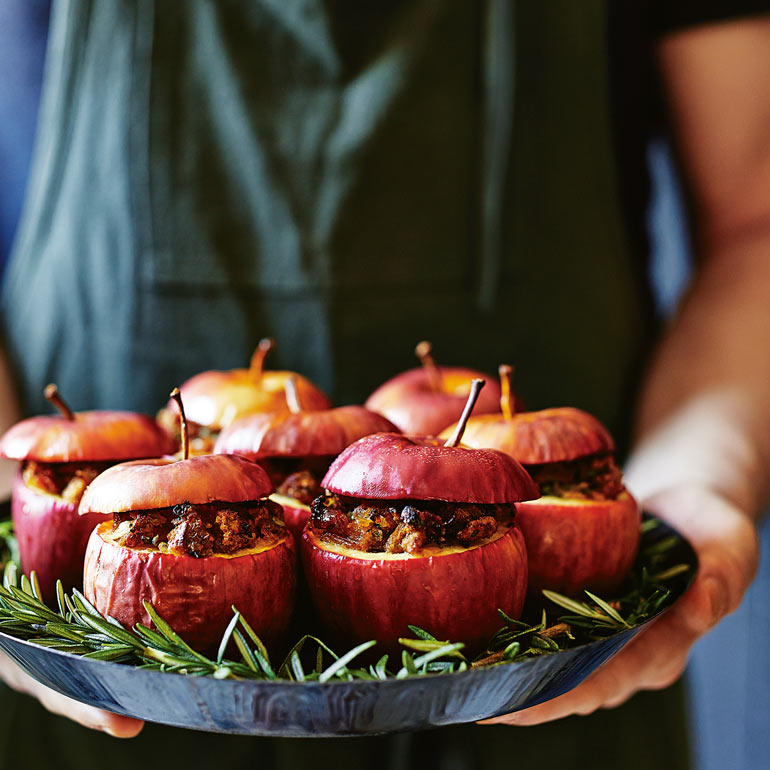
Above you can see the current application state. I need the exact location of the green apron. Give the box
[0,1,684,768]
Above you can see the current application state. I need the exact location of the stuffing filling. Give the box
[259,456,333,505]
[111,498,285,557]
[22,460,111,503]
[308,493,513,555]
[527,453,625,501]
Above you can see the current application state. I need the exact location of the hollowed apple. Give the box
[515,493,640,597]
[302,523,527,655]
[0,386,176,603]
[303,382,538,655]
[11,471,107,602]
[79,393,297,653]
[84,521,296,653]
[441,370,639,598]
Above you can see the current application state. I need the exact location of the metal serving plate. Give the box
[0,518,696,736]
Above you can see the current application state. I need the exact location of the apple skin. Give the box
[269,495,311,543]
[0,412,176,463]
[11,471,108,604]
[161,370,332,434]
[322,433,539,504]
[84,521,297,654]
[365,366,508,436]
[1,411,175,604]
[440,407,615,465]
[213,406,398,459]
[515,492,641,597]
[301,524,527,655]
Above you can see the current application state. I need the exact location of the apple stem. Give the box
[170,388,189,460]
[284,375,303,414]
[499,364,515,420]
[44,384,75,421]
[443,379,485,447]
[415,340,443,393]
[249,337,275,382]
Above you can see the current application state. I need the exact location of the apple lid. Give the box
[214,405,398,458]
[0,411,176,463]
[321,432,540,504]
[78,454,274,514]
[446,407,615,465]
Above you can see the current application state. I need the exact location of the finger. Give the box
[480,557,730,726]
[1,653,144,737]
[32,683,144,738]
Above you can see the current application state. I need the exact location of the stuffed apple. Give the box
[80,390,296,653]
[214,378,397,540]
[364,341,512,436]
[303,380,538,654]
[157,338,331,454]
[441,366,640,596]
[0,385,176,602]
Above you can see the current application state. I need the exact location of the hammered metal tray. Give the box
[0,517,696,736]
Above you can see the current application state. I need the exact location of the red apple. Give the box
[269,495,312,542]
[440,366,640,597]
[84,520,295,653]
[302,522,527,655]
[214,389,398,540]
[303,381,538,654]
[514,493,639,596]
[364,341,514,435]
[0,385,176,603]
[80,392,296,653]
[156,338,331,453]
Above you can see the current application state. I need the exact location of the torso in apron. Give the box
[0,2,681,769]
[2,0,652,442]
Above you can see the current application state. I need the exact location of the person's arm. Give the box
[485,16,770,724]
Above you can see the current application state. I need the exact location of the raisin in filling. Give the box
[527,453,625,501]
[259,456,333,505]
[112,499,284,557]
[309,493,513,554]
[22,460,112,503]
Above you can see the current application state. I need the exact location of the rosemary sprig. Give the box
[0,516,691,681]
[0,520,19,572]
